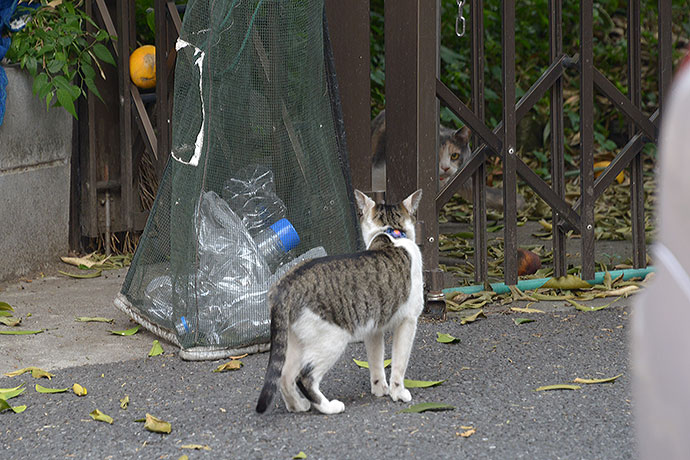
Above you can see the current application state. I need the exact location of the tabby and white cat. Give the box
[256,189,424,415]
[371,110,522,211]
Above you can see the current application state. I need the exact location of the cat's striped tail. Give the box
[256,289,289,414]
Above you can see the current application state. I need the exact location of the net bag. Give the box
[115,0,362,360]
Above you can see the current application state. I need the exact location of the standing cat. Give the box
[371,110,523,211]
[256,189,424,415]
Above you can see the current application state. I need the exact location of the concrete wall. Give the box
[0,65,73,281]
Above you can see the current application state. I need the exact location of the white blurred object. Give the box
[634,55,690,460]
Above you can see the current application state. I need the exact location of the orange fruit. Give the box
[593,161,624,184]
[129,45,156,89]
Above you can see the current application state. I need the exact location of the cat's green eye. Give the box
[450,152,460,161]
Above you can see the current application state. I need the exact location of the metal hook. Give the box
[455,0,466,37]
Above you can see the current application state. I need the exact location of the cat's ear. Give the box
[454,126,471,145]
[402,189,423,216]
[354,189,376,215]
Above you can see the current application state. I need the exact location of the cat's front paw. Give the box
[315,399,345,415]
[390,382,412,403]
[371,378,389,397]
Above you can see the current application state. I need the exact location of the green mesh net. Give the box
[115,0,362,360]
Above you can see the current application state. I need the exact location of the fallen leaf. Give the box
[567,296,621,312]
[144,413,171,434]
[0,399,27,413]
[60,254,98,268]
[148,340,164,357]
[513,318,535,325]
[436,332,459,344]
[573,373,623,385]
[0,384,26,400]
[75,317,114,323]
[58,269,102,279]
[213,360,242,372]
[0,311,12,317]
[181,444,211,451]
[459,428,476,437]
[229,353,248,360]
[510,306,545,314]
[603,271,613,289]
[460,310,486,325]
[403,379,446,388]
[178,456,189,460]
[531,292,574,301]
[0,302,14,312]
[109,325,140,336]
[90,409,113,424]
[535,384,581,391]
[293,451,307,459]
[542,275,591,290]
[35,384,68,394]
[120,395,129,409]
[73,383,87,396]
[398,402,455,413]
[4,367,54,379]
[593,285,639,298]
[0,329,44,335]
[0,317,21,327]
[353,358,391,369]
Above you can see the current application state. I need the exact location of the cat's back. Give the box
[269,237,414,331]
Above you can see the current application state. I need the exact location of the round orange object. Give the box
[129,45,156,89]
[593,161,624,184]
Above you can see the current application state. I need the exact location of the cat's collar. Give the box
[384,227,407,239]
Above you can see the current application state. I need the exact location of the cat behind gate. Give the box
[256,189,424,415]
[371,109,524,211]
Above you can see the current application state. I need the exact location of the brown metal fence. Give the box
[77,1,673,313]
[331,0,673,309]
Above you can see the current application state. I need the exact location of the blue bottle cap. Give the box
[269,218,300,252]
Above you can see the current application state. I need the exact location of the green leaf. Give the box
[0,311,12,317]
[573,373,623,385]
[513,318,535,325]
[436,332,459,344]
[120,395,129,409]
[92,43,115,66]
[535,384,581,391]
[58,269,102,279]
[0,317,21,327]
[0,302,14,312]
[84,77,103,102]
[0,384,26,401]
[353,358,391,369]
[109,325,140,336]
[0,399,27,414]
[75,317,113,323]
[398,402,455,413]
[35,384,68,394]
[403,379,446,388]
[144,413,171,434]
[460,310,486,325]
[542,275,591,290]
[47,59,64,74]
[55,88,78,118]
[148,340,164,357]
[90,409,114,424]
[293,452,307,459]
[0,329,44,335]
[181,444,212,451]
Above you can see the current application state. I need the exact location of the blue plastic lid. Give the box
[270,218,300,252]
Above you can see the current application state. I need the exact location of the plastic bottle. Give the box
[253,218,300,270]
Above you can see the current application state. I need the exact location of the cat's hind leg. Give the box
[279,331,311,413]
[293,313,350,415]
[389,317,418,403]
[364,330,389,397]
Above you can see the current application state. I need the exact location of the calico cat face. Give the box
[439,126,471,184]
[354,189,422,248]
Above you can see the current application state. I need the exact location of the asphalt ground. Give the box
[1,269,634,460]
